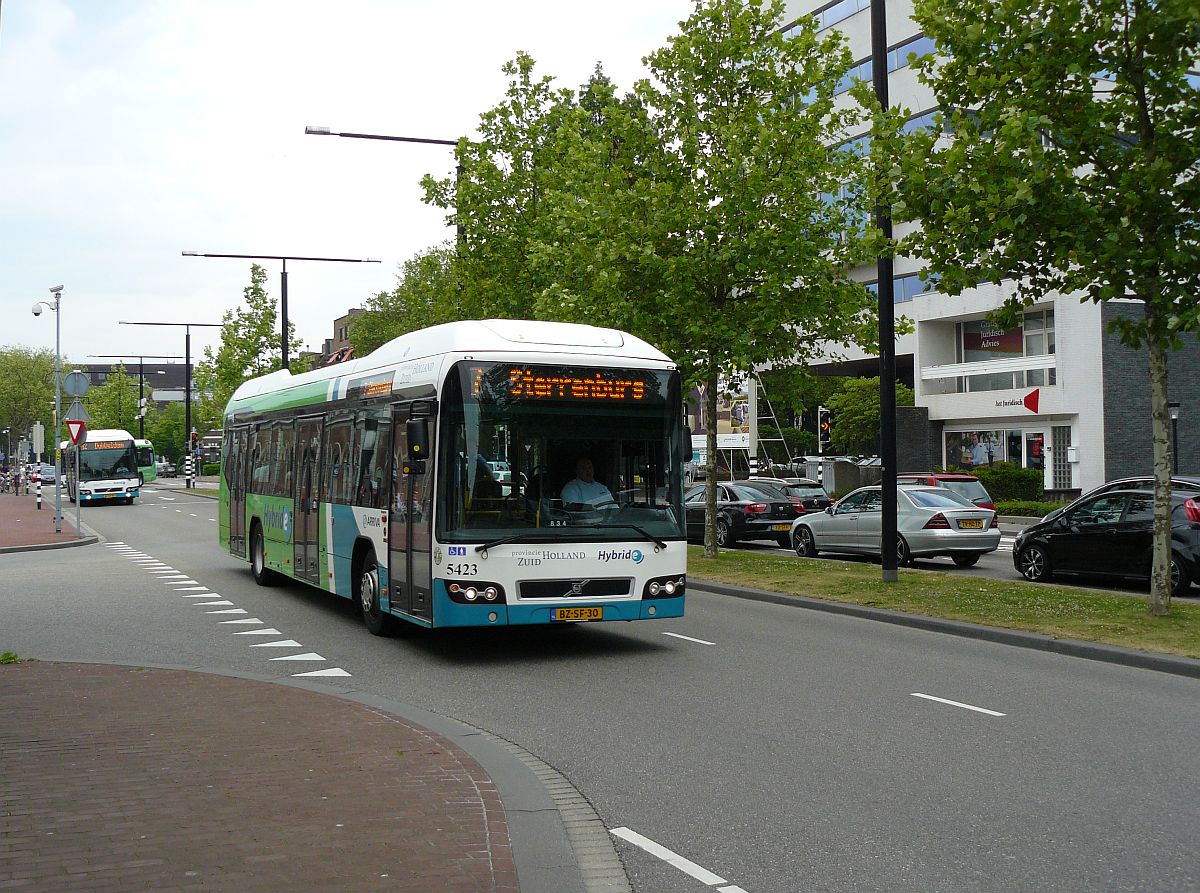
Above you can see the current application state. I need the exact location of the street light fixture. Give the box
[118,322,222,488]
[32,285,64,533]
[181,252,381,370]
[1169,401,1181,474]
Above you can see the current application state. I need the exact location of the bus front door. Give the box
[228,428,249,558]
[294,417,324,584]
[389,405,433,619]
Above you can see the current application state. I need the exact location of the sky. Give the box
[0,0,696,369]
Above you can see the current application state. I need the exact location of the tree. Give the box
[886,0,1200,614]
[350,243,459,354]
[0,347,58,459]
[824,376,915,455]
[144,403,186,464]
[84,364,139,432]
[194,264,308,421]
[528,0,879,555]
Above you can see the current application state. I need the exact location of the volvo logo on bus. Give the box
[569,580,590,596]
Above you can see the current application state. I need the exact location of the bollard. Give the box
[37,480,42,510]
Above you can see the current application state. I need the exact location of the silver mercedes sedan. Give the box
[790,484,1001,567]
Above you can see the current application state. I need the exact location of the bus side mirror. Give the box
[406,419,429,461]
[680,426,692,463]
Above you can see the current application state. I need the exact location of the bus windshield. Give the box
[437,361,686,542]
[79,441,139,481]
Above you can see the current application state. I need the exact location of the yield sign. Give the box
[66,419,88,445]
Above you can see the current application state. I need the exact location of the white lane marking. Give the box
[911,693,1006,717]
[233,629,282,636]
[173,586,209,591]
[719,886,750,893]
[193,600,234,606]
[663,632,716,646]
[106,542,126,546]
[293,668,352,678]
[189,513,197,517]
[180,594,219,599]
[207,608,248,615]
[157,573,187,579]
[268,652,326,661]
[150,569,179,574]
[250,640,303,648]
[159,496,176,501]
[165,580,201,585]
[175,509,182,513]
[220,618,264,624]
[610,827,727,886]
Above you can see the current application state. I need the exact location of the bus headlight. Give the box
[446,581,506,605]
[642,574,685,599]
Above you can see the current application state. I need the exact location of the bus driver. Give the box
[561,457,616,511]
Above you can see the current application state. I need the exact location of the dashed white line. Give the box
[193,600,234,606]
[663,632,716,646]
[293,668,353,678]
[250,640,303,648]
[233,628,282,636]
[220,618,264,624]
[610,827,728,886]
[911,693,1006,717]
[268,652,326,661]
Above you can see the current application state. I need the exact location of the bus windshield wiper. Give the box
[474,525,668,554]
[588,524,668,551]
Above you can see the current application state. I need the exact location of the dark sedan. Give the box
[684,482,801,547]
[1013,489,1200,597]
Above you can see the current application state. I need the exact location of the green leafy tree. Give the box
[83,365,139,432]
[144,403,186,464]
[528,0,878,555]
[194,264,308,421]
[351,243,460,354]
[422,52,574,319]
[886,0,1200,614]
[0,347,58,460]
[824,376,915,455]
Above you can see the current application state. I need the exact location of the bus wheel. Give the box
[250,523,277,586]
[359,549,394,637]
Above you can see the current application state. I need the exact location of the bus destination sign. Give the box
[86,441,128,450]
[469,365,659,404]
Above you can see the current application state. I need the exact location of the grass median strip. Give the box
[687,546,1200,659]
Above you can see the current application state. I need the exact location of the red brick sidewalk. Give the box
[0,486,83,549]
[0,662,519,892]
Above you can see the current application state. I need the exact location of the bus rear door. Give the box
[227,427,250,557]
[293,416,324,583]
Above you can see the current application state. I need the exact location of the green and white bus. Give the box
[134,438,157,484]
[219,319,689,634]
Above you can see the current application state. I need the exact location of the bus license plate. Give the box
[959,519,984,529]
[553,606,602,622]
[772,523,791,531]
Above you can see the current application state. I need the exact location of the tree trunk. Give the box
[704,366,720,559]
[1146,315,1172,617]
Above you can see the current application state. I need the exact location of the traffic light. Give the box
[190,430,199,451]
[818,406,833,452]
[138,397,148,419]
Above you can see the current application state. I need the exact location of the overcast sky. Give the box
[1,0,695,369]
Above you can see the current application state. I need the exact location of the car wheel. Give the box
[715,517,733,548]
[250,523,277,586]
[1170,554,1191,597]
[359,549,394,636]
[1017,544,1053,583]
[896,536,913,567]
[794,526,818,558]
[952,553,981,568]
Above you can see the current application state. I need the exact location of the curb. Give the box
[0,534,98,554]
[690,579,1200,680]
[33,658,620,893]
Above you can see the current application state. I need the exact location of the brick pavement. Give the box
[0,485,83,549]
[0,662,520,892]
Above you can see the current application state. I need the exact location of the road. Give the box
[6,481,1199,892]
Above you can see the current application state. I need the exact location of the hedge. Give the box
[202,462,221,476]
[995,499,1066,518]
[943,461,1044,501]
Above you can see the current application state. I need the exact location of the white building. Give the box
[780,0,1199,497]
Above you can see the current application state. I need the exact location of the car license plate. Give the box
[553,606,602,622]
[959,519,984,529]
[772,523,791,531]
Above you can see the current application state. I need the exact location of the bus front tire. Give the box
[250,524,277,586]
[359,549,394,637]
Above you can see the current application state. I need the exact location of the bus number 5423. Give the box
[446,563,478,576]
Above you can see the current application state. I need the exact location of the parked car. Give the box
[745,477,833,513]
[1039,474,1200,523]
[1014,489,1200,596]
[792,484,1001,566]
[896,472,995,510]
[684,482,801,547]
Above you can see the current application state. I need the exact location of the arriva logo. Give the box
[599,548,644,564]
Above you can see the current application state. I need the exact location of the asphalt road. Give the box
[6,482,1199,892]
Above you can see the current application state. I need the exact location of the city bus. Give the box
[62,428,141,504]
[134,438,157,484]
[219,319,688,634]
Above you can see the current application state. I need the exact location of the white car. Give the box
[791,484,1001,567]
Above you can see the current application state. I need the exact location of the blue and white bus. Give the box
[62,428,141,504]
[219,319,688,634]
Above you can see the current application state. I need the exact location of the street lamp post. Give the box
[32,285,64,533]
[1169,401,1181,474]
[119,322,221,488]
[181,252,381,370]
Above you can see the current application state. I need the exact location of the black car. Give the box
[684,482,800,547]
[1013,489,1200,597]
[745,477,833,514]
[1040,474,1200,523]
